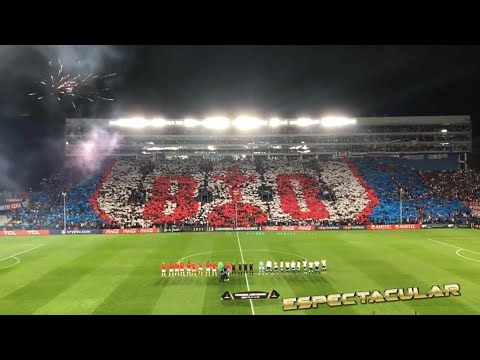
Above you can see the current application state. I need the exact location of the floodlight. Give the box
[203,117,230,130]
[233,116,267,130]
[321,116,357,127]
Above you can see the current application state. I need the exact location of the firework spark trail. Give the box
[29,58,116,109]
[99,73,116,79]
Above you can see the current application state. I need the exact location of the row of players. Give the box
[160,259,327,277]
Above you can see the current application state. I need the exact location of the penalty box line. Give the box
[236,232,255,316]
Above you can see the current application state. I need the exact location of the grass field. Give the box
[0,229,479,315]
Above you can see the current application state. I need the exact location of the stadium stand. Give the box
[352,157,472,224]
[419,169,480,202]
[4,157,477,229]
[4,164,106,230]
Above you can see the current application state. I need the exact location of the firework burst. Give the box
[29,58,116,109]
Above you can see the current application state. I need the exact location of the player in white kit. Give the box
[266,260,272,274]
[274,261,278,274]
[314,260,320,274]
[322,259,327,274]
[296,260,301,273]
[303,260,308,274]
[280,260,284,273]
[309,260,314,273]
[291,260,296,274]
[285,261,290,273]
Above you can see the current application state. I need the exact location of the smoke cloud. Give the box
[69,126,122,176]
[0,154,18,191]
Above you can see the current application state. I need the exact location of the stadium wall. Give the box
[0,224,477,236]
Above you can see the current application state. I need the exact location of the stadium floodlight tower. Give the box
[62,192,67,233]
[399,188,403,225]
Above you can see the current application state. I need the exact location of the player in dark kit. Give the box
[232,262,236,275]
[249,262,254,275]
[243,262,248,274]
[238,262,242,275]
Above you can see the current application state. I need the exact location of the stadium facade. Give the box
[65,115,471,167]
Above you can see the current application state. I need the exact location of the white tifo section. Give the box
[264,160,370,223]
[96,158,372,226]
[319,161,370,222]
[264,160,310,223]
[236,232,255,315]
[144,159,203,225]
[97,159,203,227]
[97,159,147,227]
[199,161,268,223]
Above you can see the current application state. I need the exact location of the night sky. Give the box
[1,45,479,190]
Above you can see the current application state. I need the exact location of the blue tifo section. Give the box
[11,168,106,230]
[352,157,470,224]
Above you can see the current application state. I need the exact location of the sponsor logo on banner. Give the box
[316,226,341,230]
[103,228,159,234]
[184,227,207,232]
[122,229,138,234]
[50,229,102,235]
[421,223,459,229]
[104,229,120,234]
[164,228,181,233]
[342,225,367,230]
[368,224,420,230]
[214,227,259,231]
[0,230,50,236]
[262,226,315,231]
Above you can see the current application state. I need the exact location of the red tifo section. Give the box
[277,174,329,220]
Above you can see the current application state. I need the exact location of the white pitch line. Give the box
[456,249,480,263]
[236,232,255,316]
[0,244,44,265]
[428,238,480,263]
[0,256,20,270]
[428,238,480,255]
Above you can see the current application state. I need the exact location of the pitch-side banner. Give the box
[342,225,367,230]
[262,226,315,231]
[421,224,455,229]
[0,230,50,236]
[214,227,260,231]
[315,225,367,230]
[50,229,104,235]
[103,228,160,234]
[367,224,421,230]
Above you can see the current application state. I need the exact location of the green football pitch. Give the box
[0,229,479,315]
